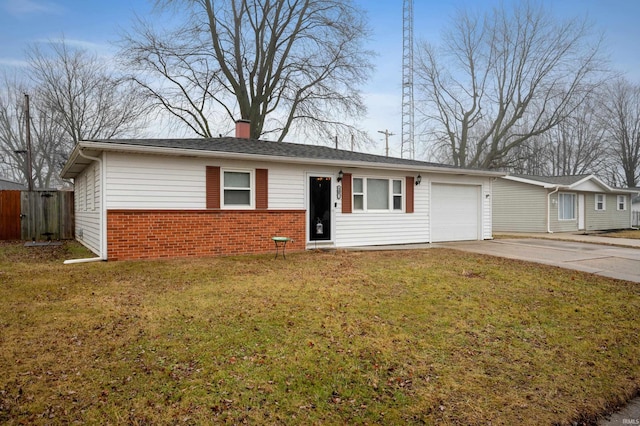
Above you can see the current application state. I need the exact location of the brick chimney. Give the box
[235,119,251,139]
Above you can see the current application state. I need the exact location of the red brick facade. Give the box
[107,209,305,260]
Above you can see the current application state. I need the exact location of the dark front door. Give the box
[309,176,331,241]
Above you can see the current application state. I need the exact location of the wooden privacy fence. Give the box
[0,190,74,240]
[0,190,21,239]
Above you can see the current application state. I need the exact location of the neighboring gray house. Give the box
[493,174,638,233]
[0,177,26,190]
[631,187,640,227]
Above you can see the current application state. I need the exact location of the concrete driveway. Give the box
[437,238,640,283]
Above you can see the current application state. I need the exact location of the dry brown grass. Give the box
[0,241,638,425]
[602,229,640,239]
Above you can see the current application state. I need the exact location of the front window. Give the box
[223,170,252,207]
[393,180,403,210]
[595,194,606,211]
[352,177,403,212]
[367,178,389,210]
[353,178,364,210]
[617,195,627,211]
[558,193,576,220]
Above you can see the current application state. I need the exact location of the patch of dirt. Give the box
[0,240,72,263]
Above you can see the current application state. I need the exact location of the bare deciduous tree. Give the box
[0,75,67,188]
[416,1,606,169]
[120,0,373,143]
[28,40,149,144]
[508,94,608,176]
[0,40,149,187]
[601,78,640,187]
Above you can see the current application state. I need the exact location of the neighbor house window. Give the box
[558,193,576,220]
[617,195,627,211]
[352,177,403,212]
[223,170,252,207]
[595,194,606,211]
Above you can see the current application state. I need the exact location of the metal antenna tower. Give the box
[401,0,415,159]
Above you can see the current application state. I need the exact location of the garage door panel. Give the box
[432,184,479,242]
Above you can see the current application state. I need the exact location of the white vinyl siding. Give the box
[74,161,101,255]
[336,179,428,247]
[336,172,492,247]
[104,152,306,210]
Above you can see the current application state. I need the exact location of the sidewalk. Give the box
[493,231,640,249]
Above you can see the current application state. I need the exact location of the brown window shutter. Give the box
[256,168,268,209]
[406,176,414,213]
[206,166,220,209]
[342,173,352,213]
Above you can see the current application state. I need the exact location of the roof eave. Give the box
[502,175,563,189]
[62,141,505,178]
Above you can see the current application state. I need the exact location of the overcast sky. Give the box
[1,0,639,156]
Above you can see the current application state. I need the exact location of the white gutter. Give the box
[63,149,106,264]
[547,187,560,233]
[63,257,103,265]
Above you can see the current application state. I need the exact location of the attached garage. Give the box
[431,183,480,242]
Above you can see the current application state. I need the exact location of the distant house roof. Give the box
[61,137,505,179]
[505,174,637,195]
[0,177,26,190]
[511,174,592,186]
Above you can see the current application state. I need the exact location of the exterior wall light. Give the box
[415,174,422,186]
[337,169,344,182]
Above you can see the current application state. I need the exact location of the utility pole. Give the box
[24,93,33,191]
[377,129,395,157]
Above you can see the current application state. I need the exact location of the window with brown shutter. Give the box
[406,176,414,213]
[206,166,220,209]
[342,173,352,213]
[256,168,268,209]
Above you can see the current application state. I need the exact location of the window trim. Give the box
[221,169,254,209]
[617,195,627,211]
[558,192,576,221]
[351,176,404,212]
[595,193,606,211]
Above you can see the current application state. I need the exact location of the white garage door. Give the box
[431,183,480,242]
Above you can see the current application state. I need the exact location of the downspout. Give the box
[547,187,560,234]
[63,149,106,264]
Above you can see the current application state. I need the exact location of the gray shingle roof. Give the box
[62,136,506,179]
[85,137,458,169]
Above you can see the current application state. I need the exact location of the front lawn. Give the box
[602,229,640,239]
[0,242,638,425]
